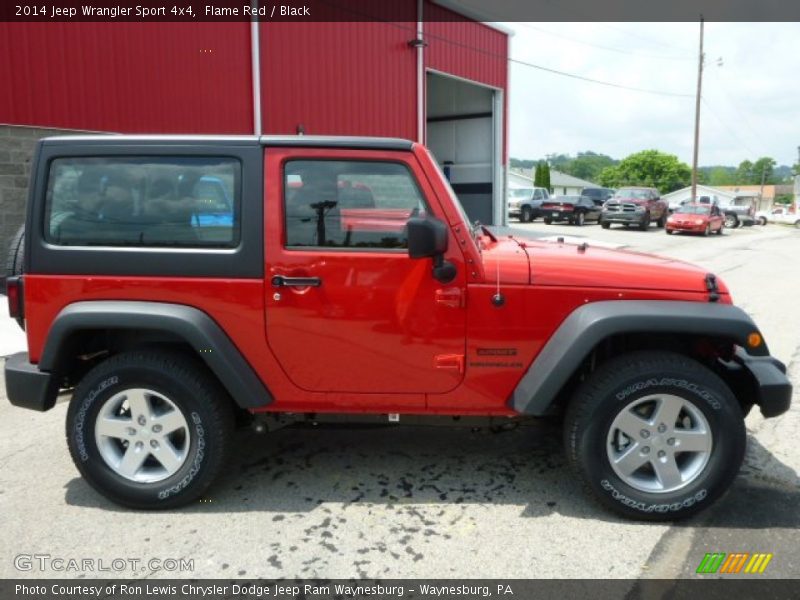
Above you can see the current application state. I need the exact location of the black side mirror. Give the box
[407,216,448,258]
[407,216,456,283]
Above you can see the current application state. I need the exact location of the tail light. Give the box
[6,276,24,328]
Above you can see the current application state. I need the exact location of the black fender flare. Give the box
[510,300,767,415]
[39,301,272,409]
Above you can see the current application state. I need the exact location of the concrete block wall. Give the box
[0,125,90,264]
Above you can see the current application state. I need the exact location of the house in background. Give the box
[715,185,790,212]
[661,184,739,210]
[508,168,598,195]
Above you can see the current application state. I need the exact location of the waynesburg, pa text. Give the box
[16,583,515,598]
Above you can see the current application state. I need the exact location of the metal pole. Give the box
[250,0,262,136]
[691,17,704,203]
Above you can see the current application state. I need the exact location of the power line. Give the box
[515,23,694,61]
[314,0,695,99]
[594,23,696,55]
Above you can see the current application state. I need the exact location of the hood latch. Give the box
[705,273,720,303]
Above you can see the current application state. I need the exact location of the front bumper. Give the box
[730,348,792,418]
[667,222,706,233]
[601,212,646,224]
[4,352,60,411]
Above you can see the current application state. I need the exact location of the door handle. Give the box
[271,275,322,288]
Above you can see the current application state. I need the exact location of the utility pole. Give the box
[691,16,705,203]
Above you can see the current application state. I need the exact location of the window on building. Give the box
[45,157,240,247]
[284,160,427,249]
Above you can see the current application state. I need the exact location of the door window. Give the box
[284,160,427,249]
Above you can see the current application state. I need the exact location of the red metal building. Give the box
[0,1,510,223]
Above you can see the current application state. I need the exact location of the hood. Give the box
[504,238,726,294]
[480,238,531,284]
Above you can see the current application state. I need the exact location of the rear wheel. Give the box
[575,212,586,227]
[66,351,235,509]
[564,351,745,520]
[521,206,533,223]
[758,217,767,226]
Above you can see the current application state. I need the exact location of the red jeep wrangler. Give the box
[4,135,792,520]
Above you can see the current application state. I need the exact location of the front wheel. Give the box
[638,214,651,231]
[544,217,553,225]
[724,214,738,229]
[758,217,767,226]
[521,206,533,223]
[564,350,745,521]
[601,221,610,229]
[575,212,586,226]
[66,351,235,509]
[656,213,667,228]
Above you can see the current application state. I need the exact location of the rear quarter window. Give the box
[44,156,240,247]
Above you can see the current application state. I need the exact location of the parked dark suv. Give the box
[601,187,668,231]
[581,187,614,204]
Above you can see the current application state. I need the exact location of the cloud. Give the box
[506,22,800,167]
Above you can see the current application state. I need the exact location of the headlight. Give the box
[695,219,705,225]
[634,206,645,212]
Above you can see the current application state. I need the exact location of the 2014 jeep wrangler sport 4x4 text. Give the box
[4,135,792,520]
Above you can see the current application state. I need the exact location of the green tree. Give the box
[563,151,617,183]
[705,166,737,186]
[735,157,777,185]
[541,162,551,191]
[597,150,691,193]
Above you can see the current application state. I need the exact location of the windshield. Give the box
[614,189,650,199]
[426,156,479,243]
[676,205,710,215]
[508,188,532,198]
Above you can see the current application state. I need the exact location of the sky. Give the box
[504,22,800,167]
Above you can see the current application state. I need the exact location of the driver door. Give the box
[263,148,467,401]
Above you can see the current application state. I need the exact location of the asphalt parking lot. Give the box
[0,222,798,580]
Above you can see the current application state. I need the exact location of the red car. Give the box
[666,203,724,236]
[3,135,791,520]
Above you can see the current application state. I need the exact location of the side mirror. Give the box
[407,216,456,284]
[407,216,448,258]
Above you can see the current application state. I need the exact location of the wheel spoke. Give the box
[612,443,649,476]
[614,410,650,439]
[117,444,149,478]
[126,389,152,421]
[653,454,683,490]
[152,440,183,474]
[651,396,683,428]
[96,416,132,440]
[152,409,187,435]
[672,429,711,453]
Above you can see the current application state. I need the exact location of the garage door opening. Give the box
[426,72,502,225]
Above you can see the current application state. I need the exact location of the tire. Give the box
[575,212,585,227]
[521,206,533,223]
[564,350,746,521]
[638,213,651,231]
[724,214,738,229]
[703,225,710,237]
[758,217,767,226]
[666,229,673,235]
[3,224,25,294]
[543,218,553,225]
[716,224,723,236]
[66,351,235,509]
[656,212,667,228]
[794,220,800,229]
[601,221,610,230]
